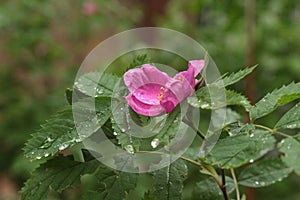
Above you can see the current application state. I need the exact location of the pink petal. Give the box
[124,61,205,116]
[82,2,98,15]
[161,60,205,112]
[174,66,196,87]
[165,78,194,102]
[160,90,178,113]
[124,64,171,93]
[131,83,163,105]
[126,93,164,116]
[188,60,205,77]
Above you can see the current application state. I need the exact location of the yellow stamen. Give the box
[176,76,184,81]
[157,92,164,101]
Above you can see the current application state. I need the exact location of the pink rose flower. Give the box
[82,2,97,16]
[124,60,205,116]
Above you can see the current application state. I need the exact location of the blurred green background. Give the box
[0,0,299,199]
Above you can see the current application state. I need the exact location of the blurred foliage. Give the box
[159,0,300,90]
[0,0,140,198]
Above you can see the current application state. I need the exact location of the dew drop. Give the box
[59,144,68,151]
[249,159,254,163]
[125,145,134,154]
[201,103,210,109]
[44,153,49,157]
[36,156,42,160]
[47,137,53,142]
[151,138,160,148]
[113,131,118,136]
[228,131,234,136]
[249,133,254,138]
[75,138,81,142]
[121,128,126,133]
[96,88,103,94]
[255,181,259,185]
[287,124,297,129]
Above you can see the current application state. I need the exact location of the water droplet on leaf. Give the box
[59,144,68,151]
[125,145,134,154]
[113,131,118,136]
[151,138,160,148]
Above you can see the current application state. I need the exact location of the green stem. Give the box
[136,150,223,195]
[137,150,208,172]
[254,124,292,138]
[182,116,206,140]
[231,168,240,200]
[221,169,229,200]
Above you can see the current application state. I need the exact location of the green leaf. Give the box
[277,93,300,105]
[205,130,275,169]
[278,133,300,175]
[219,65,257,87]
[189,66,255,110]
[112,101,142,152]
[65,88,73,105]
[112,98,181,152]
[150,159,188,200]
[223,108,241,126]
[21,156,99,200]
[125,174,153,200]
[126,54,150,70]
[250,82,300,120]
[153,106,181,146]
[82,165,138,200]
[191,176,235,200]
[24,97,111,160]
[75,72,120,97]
[275,102,300,129]
[224,122,255,137]
[225,90,252,111]
[190,89,251,111]
[238,158,292,187]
